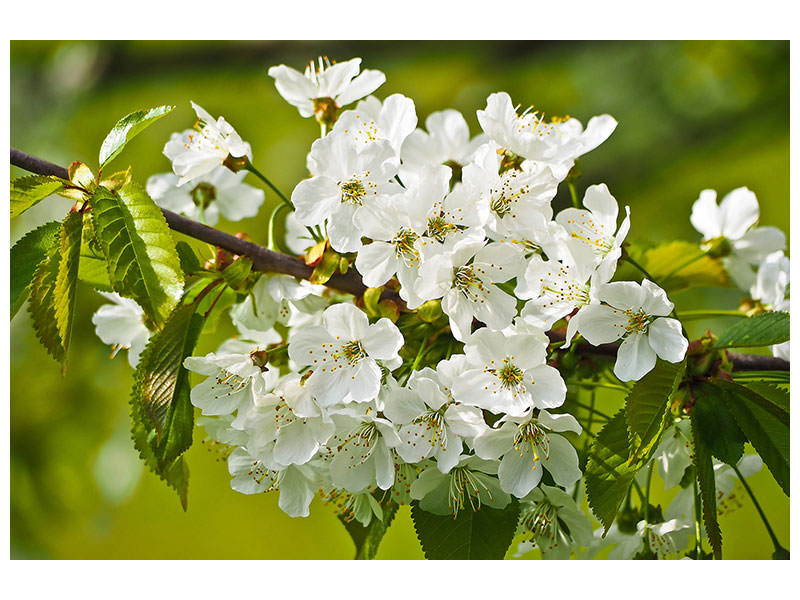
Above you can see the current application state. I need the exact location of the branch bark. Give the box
[11,148,389,301]
[11,148,789,372]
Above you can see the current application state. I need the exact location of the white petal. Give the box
[576,304,627,345]
[689,189,721,239]
[544,434,582,487]
[290,176,340,225]
[360,318,404,361]
[647,318,688,363]
[498,446,543,498]
[719,187,759,240]
[614,333,657,382]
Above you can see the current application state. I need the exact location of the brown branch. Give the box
[11,147,397,302]
[11,148,789,372]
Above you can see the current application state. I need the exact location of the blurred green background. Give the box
[10,40,789,559]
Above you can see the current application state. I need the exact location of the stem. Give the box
[571,380,630,393]
[203,285,228,318]
[660,249,709,280]
[631,479,646,505]
[679,309,747,321]
[585,389,596,432]
[568,181,580,208]
[733,464,786,554]
[244,162,293,210]
[267,203,295,252]
[568,399,612,421]
[623,255,658,284]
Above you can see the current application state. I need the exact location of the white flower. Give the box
[240,375,335,467]
[452,327,566,417]
[416,235,525,341]
[267,57,386,119]
[653,419,694,490]
[146,166,264,226]
[287,303,403,407]
[163,101,251,186]
[515,485,594,560]
[409,455,511,517]
[327,411,402,493]
[751,250,790,310]
[333,93,417,155]
[690,187,786,290]
[517,254,609,345]
[472,410,582,498]
[230,274,324,338]
[461,142,559,240]
[583,519,692,560]
[476,92,617,178]
[354,194,425,304]
[227,447,317,517]
[91,292,151,367]
[400,108,488,178]
[184,348,279,428]
[555,184,630,283]
[291,130,400,253]
[577,279,688,382]
[665,454,763,524]
[382,365,484,473]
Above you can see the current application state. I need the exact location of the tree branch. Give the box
[11,147,395,302]
[11,148,789,372]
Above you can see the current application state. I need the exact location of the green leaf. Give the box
[585,410,639,533]
[77,214,112,292]
[99,105,175,168]
[221,256,253,289]
[691,381,746,465]
[638,240,729,293]
[714,311,790,349]
[712,378,789,424]
[175,241,203,274]
[27,212,84,366]
[131,302,204,509]
[11,175,66,218]
[690,412,722,559]
[341,501,399,559]
[91,183,184,326]
[10,221,61,318]
[716,381,790,496]
[625,360,684,460]
[411,500,520,559]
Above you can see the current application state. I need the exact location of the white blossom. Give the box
[91,292,151,367]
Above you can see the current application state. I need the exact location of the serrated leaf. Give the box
[625,360,684,460]
[10,221,61,318]
[99,105,175,168]
[221,256,253,289]
[91,183,184,326]
[132,417,190,511]
[411,500,520,560]
[341,501,399,559]
[691,381,746,465]
[133,303,204,446]
[27,212,84,366]
[99,166,133,191]
[77,213,112,291]
[714,311,789,349]
[585,410,639,533]
[175,241,203,274]
[690,412,722,559]
[712,378,789,424]
[715,381,790,496]
[10,175,66,218]
[639,240,729,293]
[131,302,204,510]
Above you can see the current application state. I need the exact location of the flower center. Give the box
[540,265,591,307]
[411,407,447,449]
[520,500,563,548]
[245,459,282,490]
[333,340,367,365]
[623,309,651,336]
[190,182,216,208]
[489,171,531,218]
[392,228,420,267]
[453,264,488,303]
[447,466,497,516]
[513,421,550,466]
[339,178,368,205]
[426,214,459,242]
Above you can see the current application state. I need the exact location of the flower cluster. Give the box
[83,55,787,559]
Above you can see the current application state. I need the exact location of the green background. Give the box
[10,40,789,559]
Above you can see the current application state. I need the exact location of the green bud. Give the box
[190,182,216,209]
